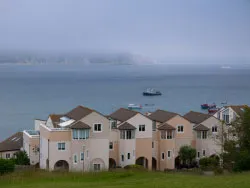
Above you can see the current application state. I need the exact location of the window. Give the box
[152,142,154,148]
[109,142,113,150]
[202,131,207,139]
[167,151,171,158]
[120,130,135,139]
[202,150,206,157]
[86,150,89,158]
[222,109,230,124]
[58,143,65,150]
[93,164,101,171]
[167,131,173,139]
[217,112,221,120]
[212,126,218,133]
[6,153,11,159]
[177,125,184,133]
[197,152,200,158]
[94,123,102,132]
[72,129,90,140]
[121,155,124,162]
[152,121,156,131]
[80,152,84,161]
[73,129,78,139]
[139,125,145,131]
[127,153,130,160]
[73,154,77,164]
[161,152,165,160]
[110,120,117,129]
[161,131,166,139]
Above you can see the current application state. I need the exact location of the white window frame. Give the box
[73,154,78,164]
[212,126,218,133]
[161,152,165,160]
[139,124,146,132]
[93,123,102,132]
[167,150,171,159]
[109,142,113,150]
[58,142,66,151]
[152,121,156,131]
[121,154,124,162]
[127,153,130,160]
[6,153,11,159]
[177,125,184,133]
[93,163,101,171]
[80,152,84,162]
[202,149,206,157]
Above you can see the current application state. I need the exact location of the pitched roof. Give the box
[0,132,23,152]
[66,105,93,121]
[148,110,178,123]
[70,121,91,129]
[49,114,64,128]
[227,105,248,117]
[158,123,176,130]
[183,111,211,124]
[118,122,136,130]
[109,108,138,122]
[194,124,209,131]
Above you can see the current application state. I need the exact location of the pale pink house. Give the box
[37,105,110,172]
[108,108,153,170]
[184,111,222,160]
[148,110,193,170]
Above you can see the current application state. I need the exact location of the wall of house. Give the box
[119,139,136,167]
[34,119,46,131]
[81,112,110,139]
[136,138,152,170]
[45,117,54,128]
[39,137,48,169]
[109,129,119,166]
[23,132,40,165]
[196,117,222,158]
[166,115,193,156]
[152,122,161,166]
[0,150,19,159]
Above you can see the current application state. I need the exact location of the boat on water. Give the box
[128,104,142,109]
[143,88,162,96]
[201,103,216,109]
[208,108,219,114]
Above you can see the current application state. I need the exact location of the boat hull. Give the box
[143,92,162,96]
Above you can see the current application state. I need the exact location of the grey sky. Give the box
[0,0,249,59]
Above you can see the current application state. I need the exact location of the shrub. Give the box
[124,164,145,170]
[213,167,224,175]
[13,151,30,165]
[0,158,15,175]
[199,157,219,171]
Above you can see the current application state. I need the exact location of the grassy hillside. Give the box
[1,170,250,188]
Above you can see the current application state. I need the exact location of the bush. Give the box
[199,157,219,171]
[0,158,15,175]
[124,164,145,170]
[13,151,30,165]
[233,151,250,172]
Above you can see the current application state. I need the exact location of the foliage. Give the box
[213,167,224,175]
[0,158,15,175]
[199,157,219,170]
[13,151,30,165]
[222,106,250,172]
[124,164,145,170]
[178,145,196,165]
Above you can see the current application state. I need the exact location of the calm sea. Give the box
[1,63,250,140]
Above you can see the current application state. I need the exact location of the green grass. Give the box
[1,170,250,188]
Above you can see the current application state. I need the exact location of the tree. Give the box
[178,145,196,166]
[13,151,30,165]
[221,106,250,171]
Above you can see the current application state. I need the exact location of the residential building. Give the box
[214,105,247,124]
[0,132,23,159]
[36,105,110,172]
[184,111,222,160]
[109,108,153,170]
[149,110,193,170]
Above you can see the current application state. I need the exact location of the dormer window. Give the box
[222,109,230,124]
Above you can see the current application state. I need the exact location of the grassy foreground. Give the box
[0,170,250,188]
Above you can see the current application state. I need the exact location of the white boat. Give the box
[128,104,142,109]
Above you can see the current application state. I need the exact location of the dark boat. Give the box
[208,108,219,114]
[143,88,162,96]
[201,103,216,109]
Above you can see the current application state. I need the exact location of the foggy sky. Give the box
[0,0,249,59]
